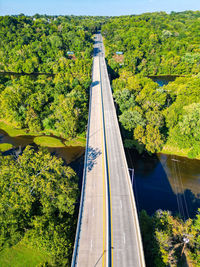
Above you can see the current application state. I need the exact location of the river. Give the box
[125,76,200,219]
[126,149,200,219]
[0,129,85,172]
[1,77,199,219]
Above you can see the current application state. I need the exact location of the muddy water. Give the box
[125,149,200,219]
[0,129,85,165]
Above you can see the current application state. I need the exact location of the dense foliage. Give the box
[140,209,200,267]
[0,15,102,73]
[102,11,200,76]
[0,15,104,139]
[0,73,90,138]
[102,11,200,157]
[0,14,106,265]
[112,73,200,157]
[0,146,78,265]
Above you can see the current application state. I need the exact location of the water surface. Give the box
[148,75,180,86]
[126,149,200,219]
[0,129,84,165]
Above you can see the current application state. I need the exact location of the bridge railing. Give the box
[71,60,94,267]
[101,53,146,267]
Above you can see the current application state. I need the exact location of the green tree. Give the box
[0,146,78,264]
[179,103,200,141]
[119,109,145,131]
[145,125,164,153]
[51,94,79,138]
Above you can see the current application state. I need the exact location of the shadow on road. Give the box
[94,250,106,267]
[91,80,99,87]
[94,47,100,56]
[87,146,102,172]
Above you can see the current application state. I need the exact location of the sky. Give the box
[0,0,199,16]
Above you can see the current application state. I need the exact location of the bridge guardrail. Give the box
[99,55,112,267]
[101,53,146,267]
[71,59,94,267]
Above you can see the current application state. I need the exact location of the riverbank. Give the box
[125,147,200,218]
[0,120,86,149]
[160,143,200,160]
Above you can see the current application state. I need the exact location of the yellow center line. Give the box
[99,52,113,267]
[100,57,106,267]
[105,144,114,267]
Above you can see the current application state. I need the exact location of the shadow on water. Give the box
[87,146,101,172]
[126,148,200,219]
[0,129,35,146]
[148,75,185,86]
[0,128,85,165]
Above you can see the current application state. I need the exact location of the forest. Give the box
[102,11,200,159]
[0,15,105,139]
[140,209,200,266]
[0,146,78,265]
[0,14,104,266]
[0,11,200,266]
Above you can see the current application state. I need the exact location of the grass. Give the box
[0,120,86,148]
[0,143,13,152]
[0,120,37,137]
[64,136,86,147]
[160,144,200,160]
[0,242,51,267]
[34,136,65,147]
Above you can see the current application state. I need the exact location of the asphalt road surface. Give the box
[74,33,145,267]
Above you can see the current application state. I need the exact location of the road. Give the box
[72,33,145,267]
[98,33,145,267]
[72,34,108,267]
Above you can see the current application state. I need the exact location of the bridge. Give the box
[71,32,145,267]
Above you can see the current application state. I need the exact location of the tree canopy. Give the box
[102,11,200,157]
[0,146,78,265]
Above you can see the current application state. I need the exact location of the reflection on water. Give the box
[0,129,35,146]
[0,129,85,164]
[48,146,84,165]
[158,154,200,197]
[148,75,178,86]
[126,149,200,218]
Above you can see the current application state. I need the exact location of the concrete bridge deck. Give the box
[71,33,145,267]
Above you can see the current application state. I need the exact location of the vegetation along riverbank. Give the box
[0,11,200,266]
[102,11,200,160]
[0,14,103,266]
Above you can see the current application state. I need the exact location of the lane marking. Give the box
[120,200,122,209]
[100,37,145,266]
[91,239,93,250]
[100,35,145,266]
[123,233,126,244]
[115,88,146,265]
[99,52,113,267]
[100,55,107,267]
[105,137,114,267]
